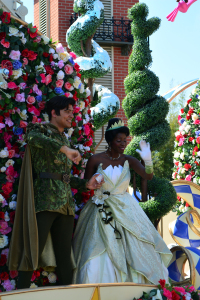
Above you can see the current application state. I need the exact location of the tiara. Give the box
[106,120,125,131]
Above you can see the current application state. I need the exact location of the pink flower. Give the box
[5,117,14,127]
[178,137,185,146]
[174,287,186,295]
[2,279,15,291]
[51,61,55,66]
[20,120,27,128]
[26,95,36,105]
[77,135,83,142]
[1,39,10,48]
[0,123,5,129]
[45,74,52,85]
[7,82,18,89]
[64,82,73,91]
[65,92,73,98]
[73,107,81,114]
[84,124,90,136]
[188,286,195,292]
[56,43,65,53]
[58,60,64,69]
[33,84,42,96]
[32,115,38,123]
[22,57,28,66]
[194,120,200,124]
[40,73,46,83]
[163,288,172,300]
[34,36,41,43]
[76,115,82,122]
[71,188,78,195]
[19,82,26,89]
[56,79,64,88]
[28,106,40,116]
[15,93,25,102]
[0,221,12,234]
[9,50,20,60]
[8,150,15,158]
[186,175,192,181]
[9,270,18,279]
[64,64,73,75]
[70,52,77,59]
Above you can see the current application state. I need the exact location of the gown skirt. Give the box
[72,161,172,284]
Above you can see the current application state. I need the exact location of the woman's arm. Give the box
[84,155,99,180]
[128,156,153,180]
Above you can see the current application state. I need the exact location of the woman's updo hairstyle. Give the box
[105,118,130,144]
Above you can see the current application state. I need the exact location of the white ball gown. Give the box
[72,160,172,284]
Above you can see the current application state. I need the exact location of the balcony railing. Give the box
[69,14,134,48]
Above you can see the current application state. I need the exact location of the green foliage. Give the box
[123,3,177,222]
[92,103,120,130]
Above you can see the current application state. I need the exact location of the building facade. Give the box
[34,0,139,151]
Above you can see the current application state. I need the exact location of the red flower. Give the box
[187,99,192,104]
[2,182,13,197]
[190,170,195,176]
[0,12,11,24]
[9,270,18,279]
[172,290,180,300]
[0,32,6,40]
[185,202,190,207]
[49,54,53,62]
[197,137,200,144]
[158,279,166,289]
[180,108,184,114]
[195,161,200,166]
[81,191,90,203]
[22,49,29,57]
[22,72,28,81]
[27,26,38,38]
[189,137,194,142]
[73,91,78,101]
[0,212,4,219]
[90,190,94,197]
[71,121,76,127]
[0,272,9,281]
[175,162,179,166]
[74,63,80,72]
[44,65,54,75]
[184,164,191,171]
[43,52,49,57]
[176,135,182,141]
[0,254,7,266]
[9,211,15,224]
[76,73,81,78]
[1,60,13,77]
[42,277,49,285]
[28,50,37,61]
[193,146,199,156]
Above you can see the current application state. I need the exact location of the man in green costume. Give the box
[8,96,103,289]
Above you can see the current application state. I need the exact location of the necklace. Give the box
[105,151,120,160]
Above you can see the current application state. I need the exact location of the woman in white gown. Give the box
[73,118,172,285]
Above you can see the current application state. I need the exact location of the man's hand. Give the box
[86,174,105,190]
[60,146,81,164]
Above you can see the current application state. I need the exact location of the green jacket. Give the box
[25,122,88,215]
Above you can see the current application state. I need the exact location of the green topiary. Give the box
[123,3,177,223]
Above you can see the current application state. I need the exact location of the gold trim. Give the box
[186,210,200,237]
[0,283,156,296]
[90,287,98,300]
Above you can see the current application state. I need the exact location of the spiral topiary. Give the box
[123,3,177,223]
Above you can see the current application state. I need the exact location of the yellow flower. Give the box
[58,52,69,62]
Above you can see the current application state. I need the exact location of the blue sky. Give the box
[22,0,200,102]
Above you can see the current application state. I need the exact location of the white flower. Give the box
[0,167,6,172]
[174,152,180,158]
[152,289,162,300]
[42,113,49,122]
[86,87,91,97]
[181,199,185,204]
[185,292,192,300]
[5,159,15,167]
[0,235,8,248]
[11,194,16,200]
[84,146,90,151]
[179,204,184,211]
[179,162,182,167]
[53,54,58,59]
[30,283,38,288]
[180,168,186,174]
[68,128,74,137]
[48,272,57,283]
[198,179,200,184]
[193,178,197,184]
[4,211,10,222]
[57,70,65,80]
[197,152,200,157]
[0,148,9,158]
[0,194,5,203]
[185,125,191,133]
[192,113,199,121]
[49,48,55,54]
[78,144,84,151]
[58,52,69,62]
[175,131,180,137]
[73,76,81,89]
[192,139,196,144]
[42,271,48,277]
[41,35,50,45]
[12,68,22,80]
[9,26,19,36]
[79,101,85,111]
[177,175,181,179]
[181,130,185,135]
[180,152,185,160]
[92,189,108,205]
[9,201,17,210]
[35,65,46,74]
[21,36,27,45]
[79,83,85,94]
[19,109,28,120]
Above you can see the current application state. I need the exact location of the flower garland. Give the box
[134,279,199,300]
[0,11,94,290]
[172,80,200,215]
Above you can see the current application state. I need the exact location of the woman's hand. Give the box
[60,146,81,164]
[136,140,152,161]
[86,174,105,190]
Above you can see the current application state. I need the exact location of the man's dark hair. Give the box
[46,96,75,120]
[105,118,130,144]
